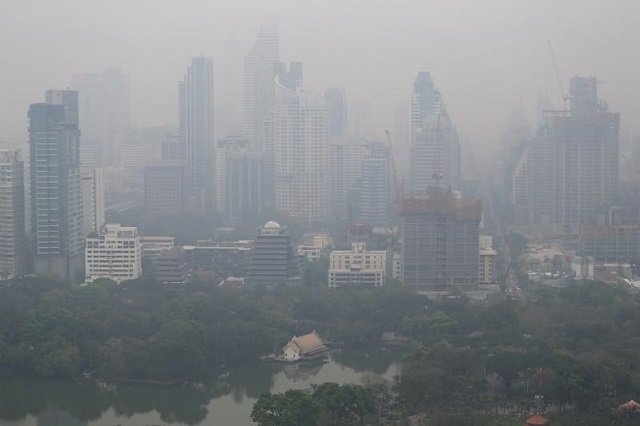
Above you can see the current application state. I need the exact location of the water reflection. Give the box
[0,348,403,426]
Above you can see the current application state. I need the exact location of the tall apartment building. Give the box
[325,87,348,137]
[247,221,300,285]
[85,224,141,283]
[0,149,26,280]
[179,56,215,211]
[29,91,84,282]
[144,161,186,215]
[328,242,386,288]
[72,68,130,167]
[359,140,391,226]
[410,72,460,192]
[243,23,279,152]
[400,189,481,289]
[271,66,329,222]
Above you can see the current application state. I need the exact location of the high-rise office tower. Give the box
[0,149,26,280]
[553,77,619,230]
[216,136,262,221]
[243,24,279,152]
[72,68,130,167]
[216,136,250,214]
[270,64,328,222]
[144,161,186,216]
[410,72,460,193]
[400,189,481,289]
[179,56,215,212]
[81,167,105,237]
[29,91,84,282]
[325,87,348,137]
[328,137,366,220]
[359,140,391,226]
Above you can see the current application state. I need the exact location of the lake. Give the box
[0,347,403,426]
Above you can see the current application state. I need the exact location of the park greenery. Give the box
[2,276,640,423]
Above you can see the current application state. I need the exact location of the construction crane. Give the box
[547,41,571,111]
[385,130,404,213]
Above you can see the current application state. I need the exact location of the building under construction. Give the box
[399,189,482,289]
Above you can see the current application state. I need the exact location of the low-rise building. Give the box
[85,224,141,283]
[282,331,328,362]
[153,247,189,284]
[328,242,386,288]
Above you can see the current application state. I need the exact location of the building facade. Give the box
[29,91,84,282]
[243,23,279,152]
[328,242,386,288]
[359,140,391,226]
[400,190,481,289]
[144,161,186,215]
[410,72,461,193]
[81,167,105,237]
[0,149,26,280]
[179,56,215,211]
[271,68,329,222]
[85,224,141,283]
[325,87,348,137]
[247,221,300,285]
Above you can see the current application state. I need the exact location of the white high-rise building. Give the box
[243,24,279,151]
[81,167,105,237]
[272,70,329,222]
[85,224,141,283]
[179,57,215,211]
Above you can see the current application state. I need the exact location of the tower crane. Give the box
[547,41,571,111]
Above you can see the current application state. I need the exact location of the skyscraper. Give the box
[217,136,262,221]
[325,87,348,137]
[553,77,619,230]
[521,77,619,232]
[243,24,279,152]
[179,56,215,212]
[271,64,329,222]
[29,91,84,282]
[72,68,130,167]
[359,140,391,226]
[144,161,186,215]
[0,149,26,280]
[410,72,460,193]
[327,137,366,220]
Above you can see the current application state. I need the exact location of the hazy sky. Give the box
[2,0,639,158]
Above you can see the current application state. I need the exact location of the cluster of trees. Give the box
[251,383,383,426]
[0,276,426,381]
[252,281,640,424]
[3,275,640,423]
